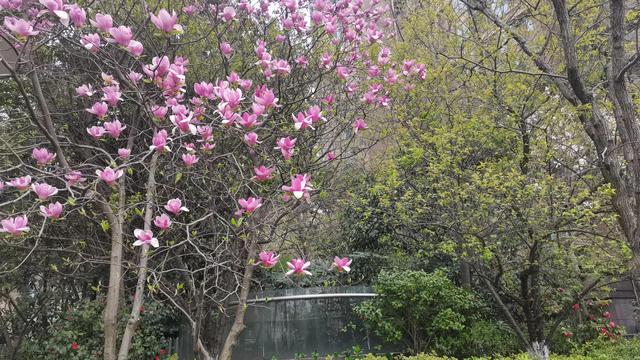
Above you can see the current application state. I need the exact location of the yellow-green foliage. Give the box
[360,338,640,360]
[361,354,592,360]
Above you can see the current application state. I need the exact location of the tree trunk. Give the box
[459,259,471,288]
[527,341,549,360]
[102,180,126,360]
[117,153,159,360]
[103,219,123,360]
[218,239,257,360]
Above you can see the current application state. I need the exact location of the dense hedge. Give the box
[360,338,640,360]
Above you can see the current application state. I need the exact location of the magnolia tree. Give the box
[0,0,424,359]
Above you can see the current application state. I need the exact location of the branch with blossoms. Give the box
[0,0,425,358]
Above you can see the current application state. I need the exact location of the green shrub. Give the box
[360,339,640,359]
[571,338,640,359]
[354,269,521,357]
[18,298,178,359]
[459,320,521,356]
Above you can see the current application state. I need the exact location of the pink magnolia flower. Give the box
[65,171,86,186]
[182,153,199,167]
[96,167,123,185]
[331,256,352,272]
[295,55,308,67]
[151,105,168,119]
[257,251,279,268]
[220,88,243,109]
[128,71,143,83]
[118,148,131,159]
[251,103,266,116]
[102,71,117,83]
[239,79,253,91]
[336,66,350,80]
[220,42,233,58]
[253,166,274,181]
[307,106,325,123]
[384,69,398,85]
[149,130,171,152]
[75,84,94,97]
[3,17,39,37]
[244,132,261,147]
[164,198,188,215]
[227,73,240,86]
[103,119,126,139]
[286,258,311,276]
[32,148,56,165]
[0,215,29,236]
[321,53,332,68]
[197,125,213,142]
[326,151,336,161]
[292,112,313,130]
[322,95,335,106]
[238,113,262,128]
[352,118,368,134]
[202,142,216,151]
[150,9,182,33]
[153,213,172,230]
[126,40,144,57]
[68,4,86,27]
[282,174,312,199]
[253,86,278,109]
[183,143,196,153]
[170,112,196,134]
[133,229,159,248]
[275,137,296,160]
[39,0,69,26]
[86,102,108,118]
[143,56,171,78]
[238,197,262,214]
[108,25,132,46]
[40,202,63,219]
[194,82,214,98]
[378,47,391,65]
[31,182,58,200]
[80,33,100,53]
[86,126,106,140]
[0,0,22,11]
[273,59,291,75]
[183,4,198,15]
[7,176,31,191]
[220,6,236,22]
[90,13,113,32]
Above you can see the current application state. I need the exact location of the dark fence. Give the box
[230,285,398,360]
[606,279,640,335]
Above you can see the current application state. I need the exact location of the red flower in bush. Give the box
[562,331,573,338]
[608,321,616,328]
[603,311,611,318]
[600,327,608,335]
[71,342,79,350]
[572,303,580,311]
[159,349,167,355]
